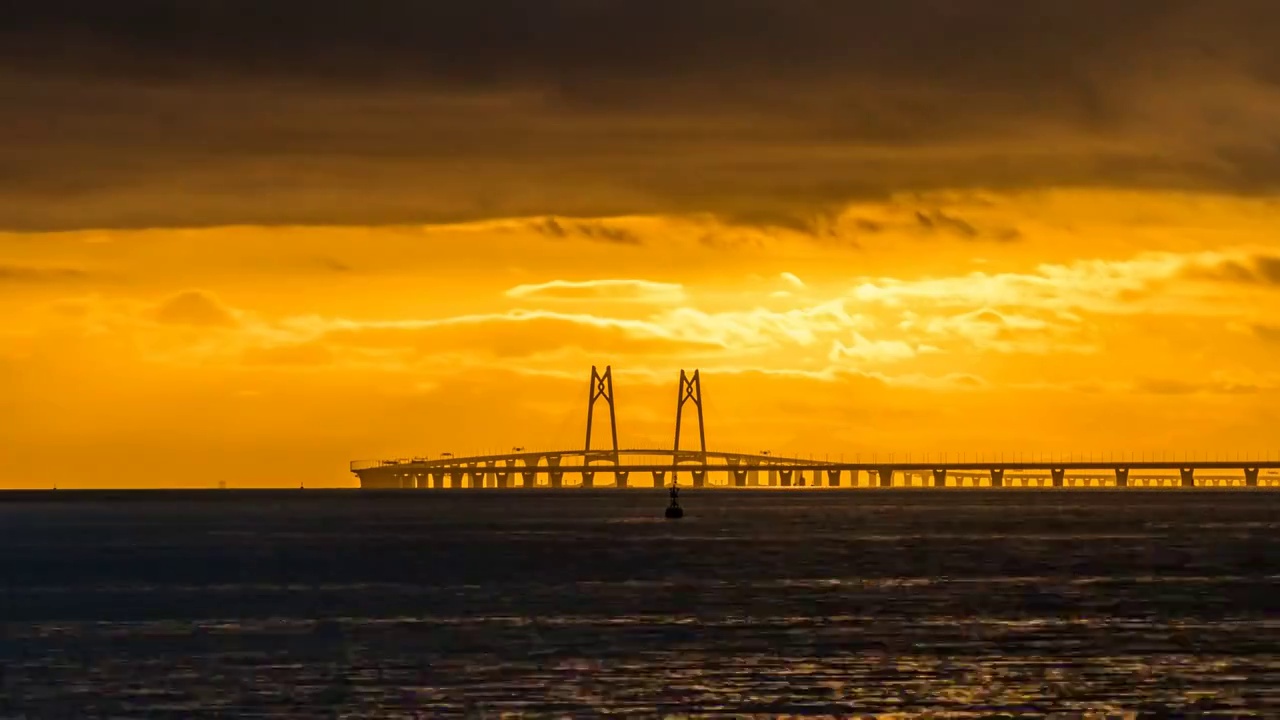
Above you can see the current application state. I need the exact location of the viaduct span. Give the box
[351,367,1280,490]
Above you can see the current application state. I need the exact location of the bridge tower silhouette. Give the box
[583,365,623,488]
[582,366,710,489]
[672,369,709,487]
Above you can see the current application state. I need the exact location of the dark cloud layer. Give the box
[4,1,1280,231]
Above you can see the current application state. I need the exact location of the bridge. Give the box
[351,366,1280,490]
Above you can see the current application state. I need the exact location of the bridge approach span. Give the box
[353,456,1280,490]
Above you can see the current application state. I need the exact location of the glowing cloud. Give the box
[504,279,686,304]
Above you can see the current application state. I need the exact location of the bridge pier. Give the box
[651,470,666,488]
[467,463,485,489]
[877,467,894,488]
[1050,468,1065,488]
[779,469,794,487]
[827,469,841,487]
[932,469,947,488]
[547,455,563,488]
[616,471,629,489]
[690,470,706,488]
[496,460,513,489]
[582,470,595,488]
[448,470,463,489]
[1180,467,1195,488]
[732,469,749,487]
[1115,468,1129,488]
[1245,468,1260,487]
[521,456,541,487]
[989,468,1004,488]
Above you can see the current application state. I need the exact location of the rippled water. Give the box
[1,489,1278,717]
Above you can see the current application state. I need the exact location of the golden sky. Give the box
[5,2,1280,487]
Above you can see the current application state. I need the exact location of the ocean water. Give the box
[1,489,1278,718]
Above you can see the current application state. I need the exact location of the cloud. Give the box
[1132,378,1266,396]
[6,3,1280,230]
[654,302,873,350]
[828,334,931,365]
[915,209,977,238]
[780,272,806,289]
[1181,251,1280,286]
[102,245,1280,377]
[901,308,1094,354]
[300,310,724,362]
[848,252,1229,316]
[528,218,642,245]
[504,279,685,303]
[25,242,1280,412]
[912,209,1021,243]
[153,290,238,327]
[0,263,89,283]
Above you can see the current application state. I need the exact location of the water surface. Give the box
[1,489,1277,717]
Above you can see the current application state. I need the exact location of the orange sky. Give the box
[5,3,1280,487]
[6,189,1280,487]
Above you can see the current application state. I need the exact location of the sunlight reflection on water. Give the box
[0,490,1278,717]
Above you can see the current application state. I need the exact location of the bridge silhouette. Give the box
[351,366,1280,490]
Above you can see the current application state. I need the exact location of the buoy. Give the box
[664,482,683,519]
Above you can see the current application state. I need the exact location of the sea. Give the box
[0,489,1277,718]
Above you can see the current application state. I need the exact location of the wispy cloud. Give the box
[528,218,643,245]
[0,263,90,284]
[505,279,685,303]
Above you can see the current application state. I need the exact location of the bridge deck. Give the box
[352,450,1280,490]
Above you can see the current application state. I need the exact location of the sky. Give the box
[5,1,1280,488]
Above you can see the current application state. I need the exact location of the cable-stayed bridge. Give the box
[351,366,1280,490]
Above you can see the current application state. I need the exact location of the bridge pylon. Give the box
[584,366,622,480]
[673,369,708,485]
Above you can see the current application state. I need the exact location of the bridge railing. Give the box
[350,458,423,471]
[351,450,1280,475]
